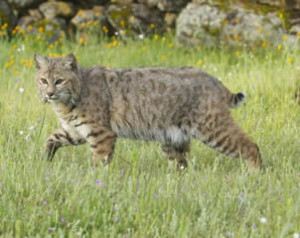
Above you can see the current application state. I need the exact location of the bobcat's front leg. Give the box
[45,129,85,161]
[86,128,117,167]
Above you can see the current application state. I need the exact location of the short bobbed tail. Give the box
[229,92,246,108]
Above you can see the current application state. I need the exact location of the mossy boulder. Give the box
[39,1,75,19]
[176,2,298,48]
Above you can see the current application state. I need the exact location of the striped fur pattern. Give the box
[34,53,262,169]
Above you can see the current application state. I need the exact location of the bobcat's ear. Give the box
[63,53,77,71]
[34,53,48,70]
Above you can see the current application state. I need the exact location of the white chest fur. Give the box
[59,119,83,141]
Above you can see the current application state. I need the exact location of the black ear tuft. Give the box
[34,53,48,70]
[63,53,77,71]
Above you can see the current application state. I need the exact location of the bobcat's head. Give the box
[34,53,81,105]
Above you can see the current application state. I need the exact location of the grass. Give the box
[0,33,299,237]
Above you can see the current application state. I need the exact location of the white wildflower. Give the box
[17,44,25,52]
[260,217,267,223]
[19,88,24,93]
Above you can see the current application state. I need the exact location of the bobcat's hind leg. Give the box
[161,142,190,170]
[194,111,262,168]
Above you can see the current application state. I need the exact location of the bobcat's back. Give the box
[107,67,243,143]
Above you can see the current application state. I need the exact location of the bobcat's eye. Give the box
[40,78,48,85]
[55,78,64,85]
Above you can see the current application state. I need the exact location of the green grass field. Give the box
[0,34,299,237]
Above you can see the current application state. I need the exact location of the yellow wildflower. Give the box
[262,42,267,47]
[142,46,146,51]
[1,23,8,30]
[154,34,159,40]
[26,59,32,68]
[282,35,287,40]
[277,44,282,51]
[288,57,293,63]
[197,59,203,66]
[257,26,263,33]
[161,55,166,61]
[130,16,134,23]
[113,41,117,47]
[102,26,109,33]
[150,24,155,29]
[168,43,173,48]
[36,35,41,41]
[27,25,33,32]
[279,13,283,19]
[38,26,44,34]
[19,29,25,35]
[235,51,240,56]
[49,44,54,49]
[120,20,125,26]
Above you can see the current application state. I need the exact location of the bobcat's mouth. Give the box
[47,95,59,101]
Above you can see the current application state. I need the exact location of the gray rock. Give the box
[71,6,109,35]
[137,0,189,13]
[106,3,164,36]
[164,12,177,28]
[7,0,42,9]
[176,2,290,48]
[0,0,17,38]
[257,0,281,7]
[131,3,164,33]
[258,0,300,10]
[39,1,75,19]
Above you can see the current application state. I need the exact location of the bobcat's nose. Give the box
[47,92,54,98]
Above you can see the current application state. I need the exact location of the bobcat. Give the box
[34,53,262,170]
